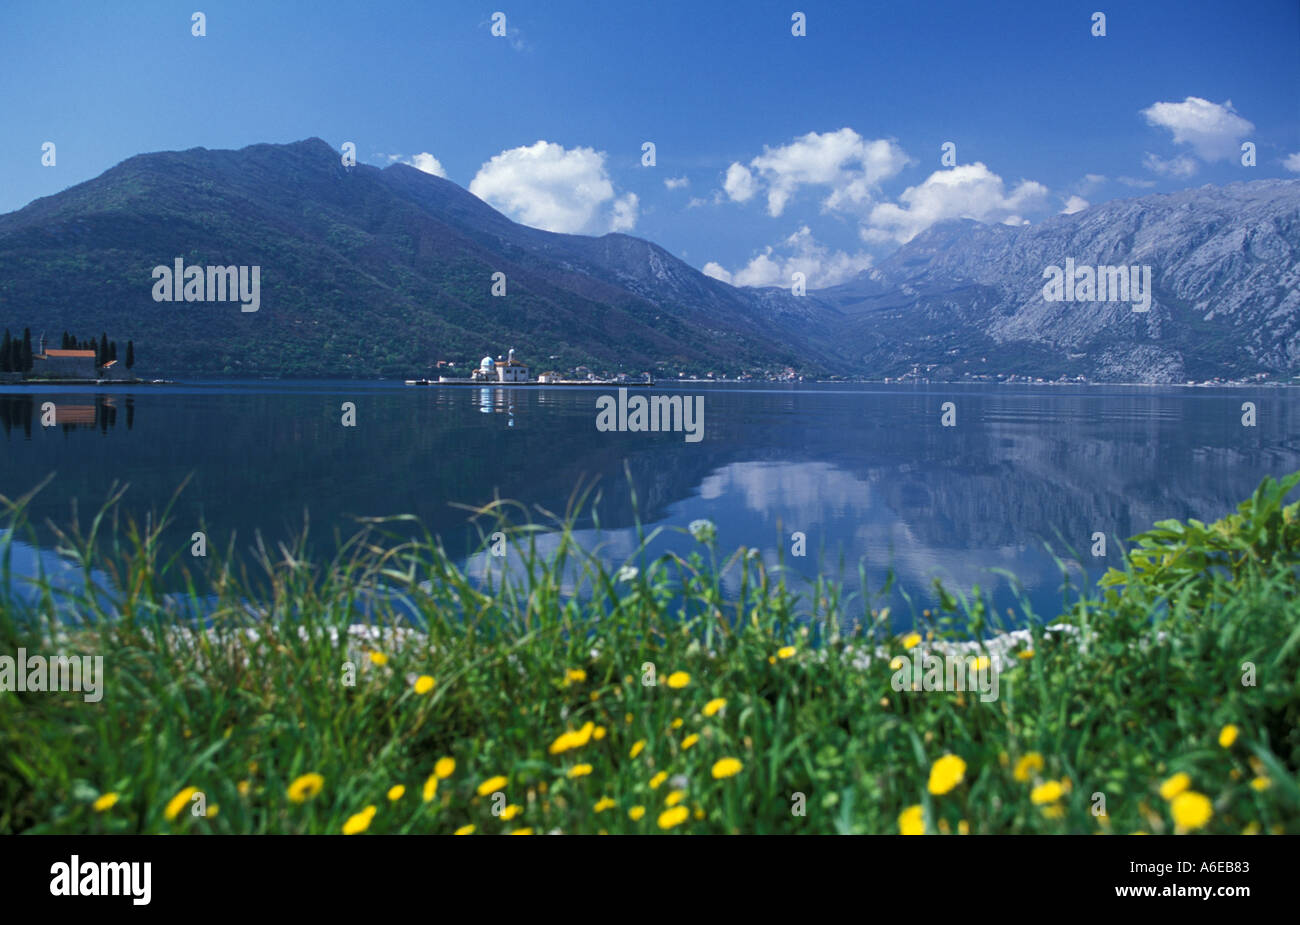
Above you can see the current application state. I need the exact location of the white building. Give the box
[473,347,529,382]
[494,347,529,382]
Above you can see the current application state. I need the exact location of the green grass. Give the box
[1,473,1298,835]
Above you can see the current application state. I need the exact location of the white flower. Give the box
[616,565,639,583]
[688,519,716,543]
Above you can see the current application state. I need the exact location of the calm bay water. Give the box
[2,380,1298,627]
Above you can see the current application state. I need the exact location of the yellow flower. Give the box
[889,656,906,670]
[670,717,684,729]
[658,806,690,829]
[477,775,508,797]
[681,733,700,750]
[1017,649,1034,660]
[898,804,924,835]
[1250,776,1272,791]
[1013,752,1044,783]
[508,828,533,835]
[594,797,616,813]
[207,804,220,818]
[387,784,406,802]
[972,655,990,671]
[1159,772,1191,801]
[649,771,668,789]
[624,712,634,724]
[629,739,646,759]
[1170,791,1213,831]
[628,805,646,821]
[435,757,455,779]
[711,757,743,779]
[702,697,727,717]
[901,633,922,650]
[567,764,593,779]
[928,754,966,796]
[369,652,388,666]
[667,671,690,689]
[237,780,251,797]
[957,819,970,835]
[664,789,686,807]
[1218,724,1239,748]
[1030,781,1064,805]
[1041,803,1066,819]
[287,773,324,804]
[92,792,120,812]
[422,774,438,802]
[342,805,376,835]
[547,721,596,755]
[454,823,475,835]
[164,786,199,821]
[777,645,796,659]
[500,804,523,820]
[564,668,587,685]
[413,675,435,695]
[593,726,607,740]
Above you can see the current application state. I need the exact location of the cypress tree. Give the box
[22,329,32,372]
[1,330,10,373]
[110,341,118,362]
[126,340,135,370]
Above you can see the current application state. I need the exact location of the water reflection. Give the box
[1,382,1297,625]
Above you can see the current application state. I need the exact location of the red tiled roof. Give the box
[43,349,96,358]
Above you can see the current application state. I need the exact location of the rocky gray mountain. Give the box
[813,179,1300,382]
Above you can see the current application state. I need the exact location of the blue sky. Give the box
[2,0,1297,288]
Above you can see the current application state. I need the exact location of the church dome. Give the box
[480,356,494,371]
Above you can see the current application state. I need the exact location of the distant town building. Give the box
[473,347,530,382]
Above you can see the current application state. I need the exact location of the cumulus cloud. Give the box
[664,176,689,190]
[723,162,757,203]
[1283,152,1300,173]
[701,261,732,283]
[710,226,873,290]
[468,140,635,234]
[1060,195,1089,215]
[1142,152,1198,178]
[405,152,448,177]
[861,162,1049,244]
[723,129,909,217]
[1140,97,1254,163]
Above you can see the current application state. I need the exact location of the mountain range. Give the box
[0,137,1296,382]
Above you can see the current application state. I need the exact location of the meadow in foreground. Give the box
[1,474,1298,835]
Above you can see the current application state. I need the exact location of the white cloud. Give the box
[405,152,448,177]
[1060,195,1089,215]
[468,140,635,234]
[1142,152,1198,178]
[862,162,1049,244]
[725,128,910,217]
[664,176,689,190]
[701,261,732,283]
[723,162,757,203]
[713,226,873,290]
[1077,173,1106,194]
[609,192,639,232]
[1140,97,1254,163]
[1284,152,1300,173]
[1118,176,1157,189]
